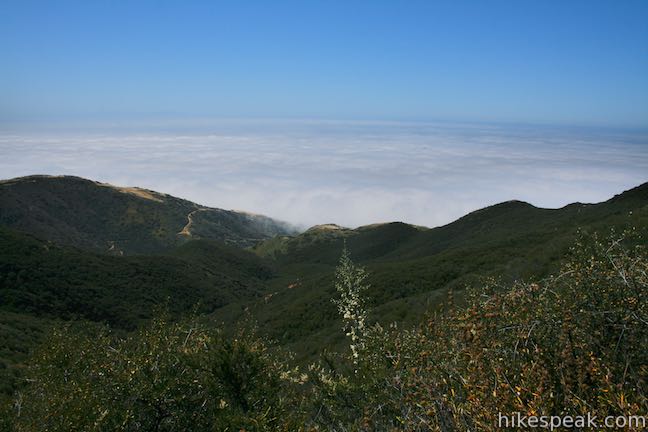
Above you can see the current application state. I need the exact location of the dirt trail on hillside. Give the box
[178,208,209,236]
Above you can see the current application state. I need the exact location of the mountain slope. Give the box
[0,226,275,394]
[241,182,648,357]
[257,183,648,265]
[1,176,646,387]
[0,175,297,254]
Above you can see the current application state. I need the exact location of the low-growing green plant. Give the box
[10,315,307,431]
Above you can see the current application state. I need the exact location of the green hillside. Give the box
[0,176,646,397]
[0,175,296,254]
[0,227,274,394]
[240,183,648,357]
[5,226,646,431]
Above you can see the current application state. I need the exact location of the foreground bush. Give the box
[314,231,647,430]
[10,316,306,431]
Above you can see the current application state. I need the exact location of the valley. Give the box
[1,175,646,395]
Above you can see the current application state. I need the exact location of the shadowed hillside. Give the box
[0,175,297,254]
[0,227,274,394]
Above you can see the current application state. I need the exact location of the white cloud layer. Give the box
[1,119,647,228]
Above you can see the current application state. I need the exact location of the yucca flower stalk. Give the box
[333,245,369,367]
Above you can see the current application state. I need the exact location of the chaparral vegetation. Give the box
[2,230,646,431]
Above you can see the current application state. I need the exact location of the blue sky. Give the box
[2,0,647,127]
[1,2,647,227]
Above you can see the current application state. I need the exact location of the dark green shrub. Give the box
[11,316,307,431]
